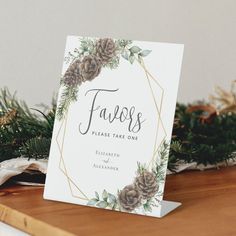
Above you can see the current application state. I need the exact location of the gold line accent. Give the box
[56,114,89,200]
[143,70,166,161]
[142,63,160,159]
[136,57,167,168]
[56,117,65,168]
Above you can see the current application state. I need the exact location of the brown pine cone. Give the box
[135,171,158,199]
[79,55,102,82]
[63,59,83,87]
[95,38,116,64]
[118,184,142,212]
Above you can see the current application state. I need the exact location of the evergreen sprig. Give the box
[169,103,236,170]
[56,85,78,120]
[0,88,56,162]
[154,141,169,181]
[19,137,51,160]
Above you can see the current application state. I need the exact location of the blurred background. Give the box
[0,0,235,107]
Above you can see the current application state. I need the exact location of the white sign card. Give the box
[44,36,184,217]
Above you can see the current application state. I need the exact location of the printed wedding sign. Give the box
[44,36,184,217]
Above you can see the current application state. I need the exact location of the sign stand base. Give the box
[157,200,182,218]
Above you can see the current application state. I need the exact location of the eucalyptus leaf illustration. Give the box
[112,202,118,210]
[138,54,142,63]
[87,198,99,206]
[108,193,116,203]
[121,50,129,60]
[139,50,152,57]
[95,191,100,200]
[96,201,108,208]
[129,46,142,54]
[102,189,108,201]
[129,54,135,64]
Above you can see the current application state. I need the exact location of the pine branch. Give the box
[19,137,51,160]
[56,85,78,120]
[170,103,236,167]
[0,88,55,161]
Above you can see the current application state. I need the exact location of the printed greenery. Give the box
[121,45,151,64]
[56,86,78,120]
[87,142,169,214]
[87,190,119,210]
[58,37,152,120]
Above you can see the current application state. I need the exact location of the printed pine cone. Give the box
[95,38,116,64]
[79,55,102,82]
[118,184,142,212]
[135,171,158,199]
[63,59,83,87]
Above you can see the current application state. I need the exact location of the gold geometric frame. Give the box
[56,57,167,201]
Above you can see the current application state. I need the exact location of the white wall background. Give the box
[0,0,235,107]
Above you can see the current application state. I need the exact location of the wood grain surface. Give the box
[0,166,236,236]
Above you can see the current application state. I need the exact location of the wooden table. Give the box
[1,166,236,236]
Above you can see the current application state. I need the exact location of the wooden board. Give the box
[1,166,236,236]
